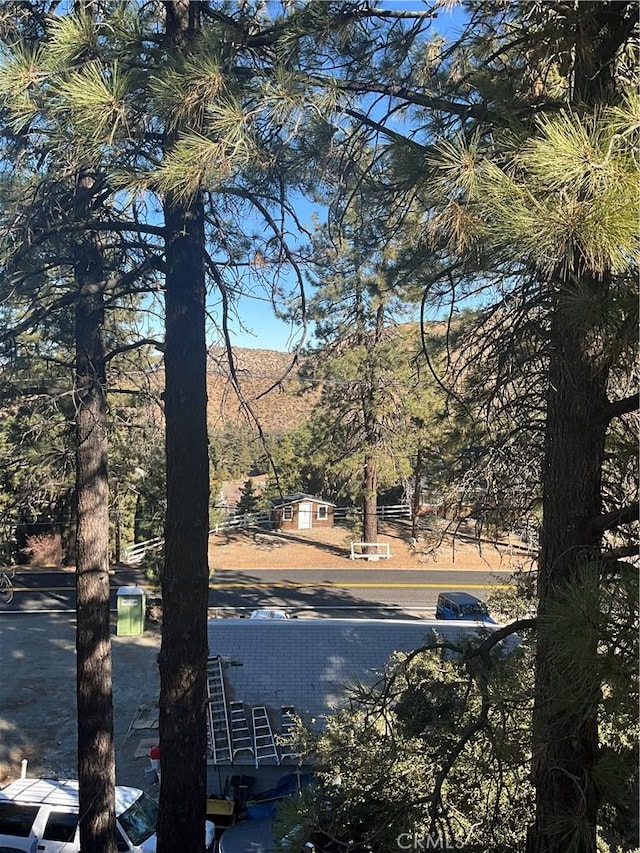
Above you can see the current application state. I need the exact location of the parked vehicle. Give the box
[218,817,273,853]
[248,608,289,620]
[435,592,495,623]
[0,778,216,852]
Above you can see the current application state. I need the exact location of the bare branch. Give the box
[607,391,639,422]
[465,617,536,663]
[221,186,309,373]
[104,338,164,364]
[86,220,166,238]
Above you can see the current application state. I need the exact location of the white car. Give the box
[248,608,289,620]
[0,777,215,852]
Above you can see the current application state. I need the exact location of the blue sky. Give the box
[212,290,310,352]
[222,1,468,352]
[209,189,319,352]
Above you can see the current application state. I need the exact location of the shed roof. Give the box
[208,618,515,727]
[270,492,335,508]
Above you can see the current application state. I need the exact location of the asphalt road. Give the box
[0,564,512,619]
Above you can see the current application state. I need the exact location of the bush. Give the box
[19,532,62,566]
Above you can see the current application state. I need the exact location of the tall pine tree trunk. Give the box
[529,290,609,853]
[529,6,633,850]
[74,188,116,853]
[411,445,424,540]
[158,189,209,853]
[361,303,385,549]
[157,8,209,852]
[362,453,378,546]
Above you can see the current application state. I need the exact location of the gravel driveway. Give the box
[0,612,161,790]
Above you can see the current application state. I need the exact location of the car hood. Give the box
[139,821,215,852]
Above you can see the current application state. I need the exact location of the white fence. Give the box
[333,503,410,521]
[123,537,163,564]
[209,509,271,533]
[124,503,411,563]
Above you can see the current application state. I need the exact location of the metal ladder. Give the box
[251,706,280,767]
[229,701,254,760]
[279,705,298,761]
[206,657,232,763]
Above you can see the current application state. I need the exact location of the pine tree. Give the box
[1,4,415,850]
[334,3,639,848]
[237,479,259,514]
[306,2,638,847]
[303,199,415,545]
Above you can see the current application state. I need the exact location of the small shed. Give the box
[270,493,335,531]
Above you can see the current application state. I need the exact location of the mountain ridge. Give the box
[206,345,319,434]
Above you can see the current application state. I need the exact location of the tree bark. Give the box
[529,7,633,850]
[362,452,378,546]
[157,187,209,853]
[74,203,116,853]
[411,445,423,540]
[529,290,609,853]
[157,8,209,852]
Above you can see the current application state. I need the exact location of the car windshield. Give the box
[118,792,158,846]
[460,602,487,615]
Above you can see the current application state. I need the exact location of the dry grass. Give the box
[208,519,531,572]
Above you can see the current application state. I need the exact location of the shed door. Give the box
[297,502,312,529]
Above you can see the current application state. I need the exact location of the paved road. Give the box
[0,564,513,618]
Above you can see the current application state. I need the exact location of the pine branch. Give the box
[0,290,78,344]
[237,3,417,50]
[342,106,426,152]
[0,382,70,401]
[428,684,490,834]
[103,258,160,294]
[331,77,565,128]
[590,502,639,533]
[466,617,537,664]
[86,220,166,238]
[386,617,536,684]
[374,618,536,835]
[326,76,484,121]
[366,8,436,20]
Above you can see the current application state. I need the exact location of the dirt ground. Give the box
[208,518,533,573]
[0,613,162,790]
[0,519,532,790]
